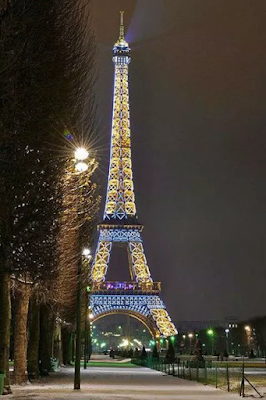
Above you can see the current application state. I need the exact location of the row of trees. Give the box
[0,0,99,393]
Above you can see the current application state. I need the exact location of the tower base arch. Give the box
[90,293,177,338]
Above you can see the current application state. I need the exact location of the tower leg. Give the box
[91,238,112,282]
[150,309,177,338]
[128,241,152,283]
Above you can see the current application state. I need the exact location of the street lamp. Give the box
[188,333,193,353]
[244,326,251,356]
[207,329,214,355]
[74,147,89,173]
[225,329,230,354]
[73,147,89,390]
[82,248,91,257]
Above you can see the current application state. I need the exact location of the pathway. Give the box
[7,364,242,400]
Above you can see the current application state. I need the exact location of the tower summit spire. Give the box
[113,11,129,53]
[119,11,124,39]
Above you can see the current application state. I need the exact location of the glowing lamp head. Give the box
[245,325,251,332]
[74,147,89,161]
[207,329,214,336]
[188,333,193,338]
[75,161,88,173]
[83,248,91,257]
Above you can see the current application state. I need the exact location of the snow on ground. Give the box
[7,365,242,400]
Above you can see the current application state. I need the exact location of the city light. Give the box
[245,325,251,332]
[207,329,214,336]
[188,333,193,338]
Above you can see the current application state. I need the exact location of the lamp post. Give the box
[73,147,89,390]
[188,333,194,354]
[225,329,229,354]
[182,335,186,353]
[244,325,251,356]
[207,329,214,355]
[82,248,92,370]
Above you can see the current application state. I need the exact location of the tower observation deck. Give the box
[90,12,177,338]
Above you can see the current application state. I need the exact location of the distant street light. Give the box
[225,329,230,354]
[244,326,252,355]
[82,248,91,257]
[207,329,214,355]
[188,333,193,353]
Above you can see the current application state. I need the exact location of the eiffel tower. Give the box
[90,12,177,338]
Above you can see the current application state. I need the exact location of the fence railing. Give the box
[131,357,264,397]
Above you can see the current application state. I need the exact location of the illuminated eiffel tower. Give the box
[90,12,177,338]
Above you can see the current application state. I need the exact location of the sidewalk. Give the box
[7,365,243,400]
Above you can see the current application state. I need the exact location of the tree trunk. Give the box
[53,321,62,366]
[0,271,12,393]
[13,282,31,384]
[39,304,53,375]
[62,327,72,365]
[27,295,40,379]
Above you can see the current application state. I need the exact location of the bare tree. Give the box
[0,0,98,389]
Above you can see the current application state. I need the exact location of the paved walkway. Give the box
[8,365,241,400]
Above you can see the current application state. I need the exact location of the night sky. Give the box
[90,0,266,323]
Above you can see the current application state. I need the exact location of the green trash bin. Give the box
[50,358,58,372]
[0,372,5,395]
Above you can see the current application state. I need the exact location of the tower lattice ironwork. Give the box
[90,12,177,338]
